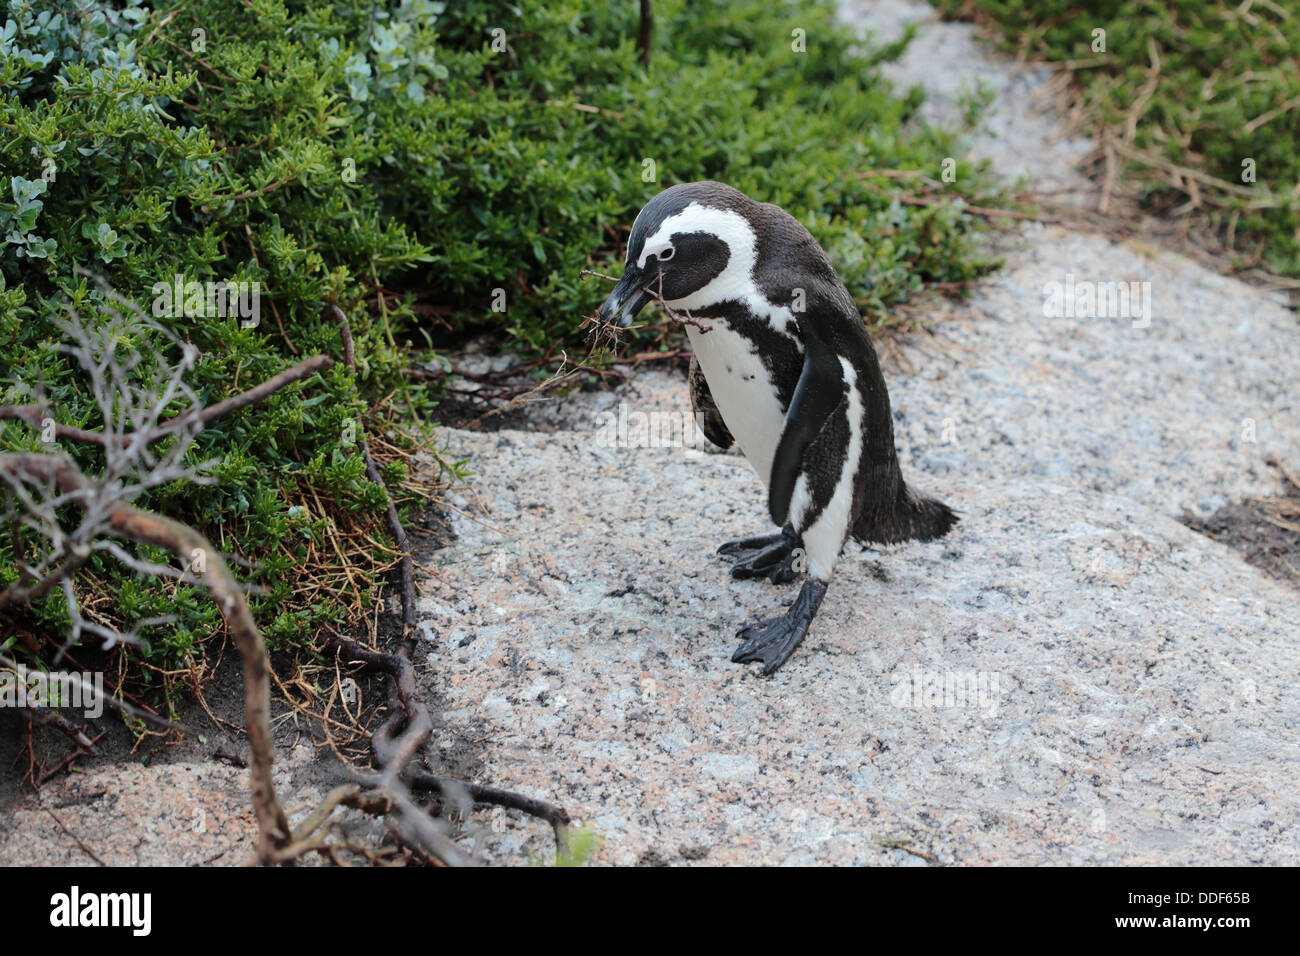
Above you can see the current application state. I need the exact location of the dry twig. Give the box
[0,291,329,861]
[273,305,576,865]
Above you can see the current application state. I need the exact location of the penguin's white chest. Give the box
[686,323,787,488]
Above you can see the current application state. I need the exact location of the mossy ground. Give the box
[938,0,1300,283]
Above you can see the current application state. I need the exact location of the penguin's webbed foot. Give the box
[716,526,790,557]
[731,578,828,675]
[718,523,803,585]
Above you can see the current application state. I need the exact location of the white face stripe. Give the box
[637,202,798,338]
[637,203,754,273]
[638,236,673,266]
[624,201,657,266]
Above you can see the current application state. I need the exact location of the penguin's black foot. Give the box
[718,524,803,585]
[731,578,828,675]
[716,525,790,557]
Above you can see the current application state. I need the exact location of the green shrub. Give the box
[1,0,1001,690]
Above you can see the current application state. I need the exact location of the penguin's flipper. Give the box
[732,578,828,675]
[688,354,734,451]
[768,330,846,527]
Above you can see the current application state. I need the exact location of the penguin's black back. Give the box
[655,182,958,546]
[747,214,959,547]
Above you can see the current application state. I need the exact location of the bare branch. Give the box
[0,452,290,858]
[0,354,331,451]
[319,304,572,862]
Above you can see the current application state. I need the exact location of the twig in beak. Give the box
[578,269,623,349]
[578,264,713,350]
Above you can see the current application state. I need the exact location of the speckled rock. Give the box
[2,762,259,866]
[422,228,1299,866]
[0,743,359,866]
[412,3,1300,866]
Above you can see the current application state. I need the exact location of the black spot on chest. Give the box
[694,301,803,411]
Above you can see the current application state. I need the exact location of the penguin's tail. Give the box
[852,482,959,546]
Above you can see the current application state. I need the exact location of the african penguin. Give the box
[596,181,958,675]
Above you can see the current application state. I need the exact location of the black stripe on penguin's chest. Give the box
[693,302,803,410]
[694,301,852,530]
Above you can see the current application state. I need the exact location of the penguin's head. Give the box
[597,182,757,327]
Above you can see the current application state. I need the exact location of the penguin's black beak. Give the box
[597,267,653,328]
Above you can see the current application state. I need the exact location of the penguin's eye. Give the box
[657,246,675,262]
